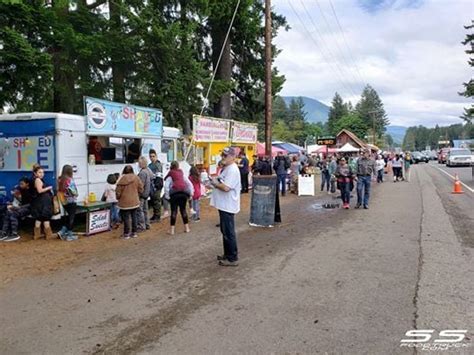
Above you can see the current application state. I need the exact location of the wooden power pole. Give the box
[264,0,272,157]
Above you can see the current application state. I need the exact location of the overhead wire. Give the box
[288,0,358,98]
[300,0,360,97]
[327,0,366,85]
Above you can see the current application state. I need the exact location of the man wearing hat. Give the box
[210,147,242,266]
[355,148,376,209]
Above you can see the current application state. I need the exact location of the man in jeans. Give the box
[355,149,376,209]
[210,147,242,267]
[0,177,32,242]
[238,151,249,193]
[148,149,163,222]
[273,151,290,196]
[137,156,153,231]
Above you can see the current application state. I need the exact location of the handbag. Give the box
[52,195,61,215]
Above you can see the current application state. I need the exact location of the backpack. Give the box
[153,176,163,191]
[284,157,291,170]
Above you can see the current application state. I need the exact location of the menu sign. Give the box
[232,122,258,144]
[193,115,231,143]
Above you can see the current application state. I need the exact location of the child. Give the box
[104,173,120,228]
[189,166,202,222]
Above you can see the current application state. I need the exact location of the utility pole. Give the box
[264,0,272,157]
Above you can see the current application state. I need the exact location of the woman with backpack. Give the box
[57,164,79,241]
[164,161,194,235]
[335,157,355,209]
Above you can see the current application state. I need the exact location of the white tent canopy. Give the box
[306,144,322,154]
[338,142,360,153]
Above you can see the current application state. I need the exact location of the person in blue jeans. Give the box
[210,147,242,267]
[319,158,331,192]
[355,149,376,209]
[273,151,290,196]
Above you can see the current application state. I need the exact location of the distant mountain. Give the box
[386,125,407,144]
[282,96,330,124]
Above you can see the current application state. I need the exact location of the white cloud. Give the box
[273,0,473,127]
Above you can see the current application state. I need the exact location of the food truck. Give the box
[192,115,257,175]
[0,97,184,203]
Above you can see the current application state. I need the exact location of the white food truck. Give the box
[0,97,187,203]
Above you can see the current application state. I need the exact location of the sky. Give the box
[272,0,473,127]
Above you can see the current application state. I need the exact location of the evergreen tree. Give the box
[327,92,347,135]
[333,113,368,140]
[459,21,473,123]
[355,85,389,139]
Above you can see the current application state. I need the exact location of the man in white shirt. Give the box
[210,147,241,266]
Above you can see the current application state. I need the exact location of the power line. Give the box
[288,0,357,98]
[327,0,366,85]
[298,0,359,97]
[312,0,363,92]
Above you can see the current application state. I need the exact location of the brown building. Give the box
[336,129,379,152]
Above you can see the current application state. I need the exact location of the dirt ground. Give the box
[0,184,322,288]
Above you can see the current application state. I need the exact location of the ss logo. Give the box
[401,330,467,343]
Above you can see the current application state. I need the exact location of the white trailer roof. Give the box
[0,112,84,121]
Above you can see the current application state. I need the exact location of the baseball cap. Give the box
[222,147,236,157]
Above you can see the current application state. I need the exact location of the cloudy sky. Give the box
[272,0,473,127]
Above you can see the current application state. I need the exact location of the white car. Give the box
[446,148,473,167]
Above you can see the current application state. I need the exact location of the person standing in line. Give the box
[116,165,144,239]
[273,151,290,196]
[137,156,154,231]
[148,149,163,223]
[335,157,355,209]
[210,147,241,267]
[103,174,120,228]
[238,152,250,193]
[57,165,79,241]
[30,164,55,240]
[404,152,413,182]
[328,155,338,193]
[189,166,202,222]
[319,157,330,193]
[375,154,385,183]
[164,161,193,235]
[355,149,376,209]
[289,156,300,194]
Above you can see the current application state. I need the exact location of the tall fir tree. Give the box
[327,92,347,135]
[356,84,389,139]
[459,21,473,123]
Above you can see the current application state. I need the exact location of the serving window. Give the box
[87,136,142,165]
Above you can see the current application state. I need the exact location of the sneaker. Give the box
[193,218,200,223]
[162,211,170,218]
[57,226,68,238]
[218,259,239,267]
[121,234,131,240]
[363,205,369,209]
[150,217,161,224]
[0,231,8,241]
[3,234,20,242]
[130,233,138,238]
[355,204,361,209]
[145,225,151,230]
[217,255,227,261]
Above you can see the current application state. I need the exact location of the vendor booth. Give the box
[192,115,257,175]
[256,142,287,157]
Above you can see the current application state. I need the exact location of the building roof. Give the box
[336,129,366,148]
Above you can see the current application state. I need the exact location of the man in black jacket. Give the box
[273,152,290,196]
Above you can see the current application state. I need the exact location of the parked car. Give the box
[438,148,450,164]
[446,148,473,167]
[423,150,437,160]
[412,152,429,164]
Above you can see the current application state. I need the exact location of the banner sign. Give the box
[87,209,110,235]
[85,97,163,138]
[317,136,336,146]
[193,115,230,142]
[0,136,54,172]
[232,122,258,144]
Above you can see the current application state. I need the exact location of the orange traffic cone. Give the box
[452,174,464,194]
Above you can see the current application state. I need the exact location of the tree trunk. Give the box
[109,0,126,103]
[52,2,75,113]
[210,21,232,119]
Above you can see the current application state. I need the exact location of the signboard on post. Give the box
[192,115,231,142]
[87,209,111,235]
[85,97,163,138]
[232,122,258,144]
[317,136,336,146]
[250,176,277,227]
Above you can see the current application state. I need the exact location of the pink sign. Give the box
[193,115,230,142]
[232,122,258,143]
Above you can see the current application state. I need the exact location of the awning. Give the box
[272,142,301,155]
[338,142,360,153]
[256,142,287,157]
